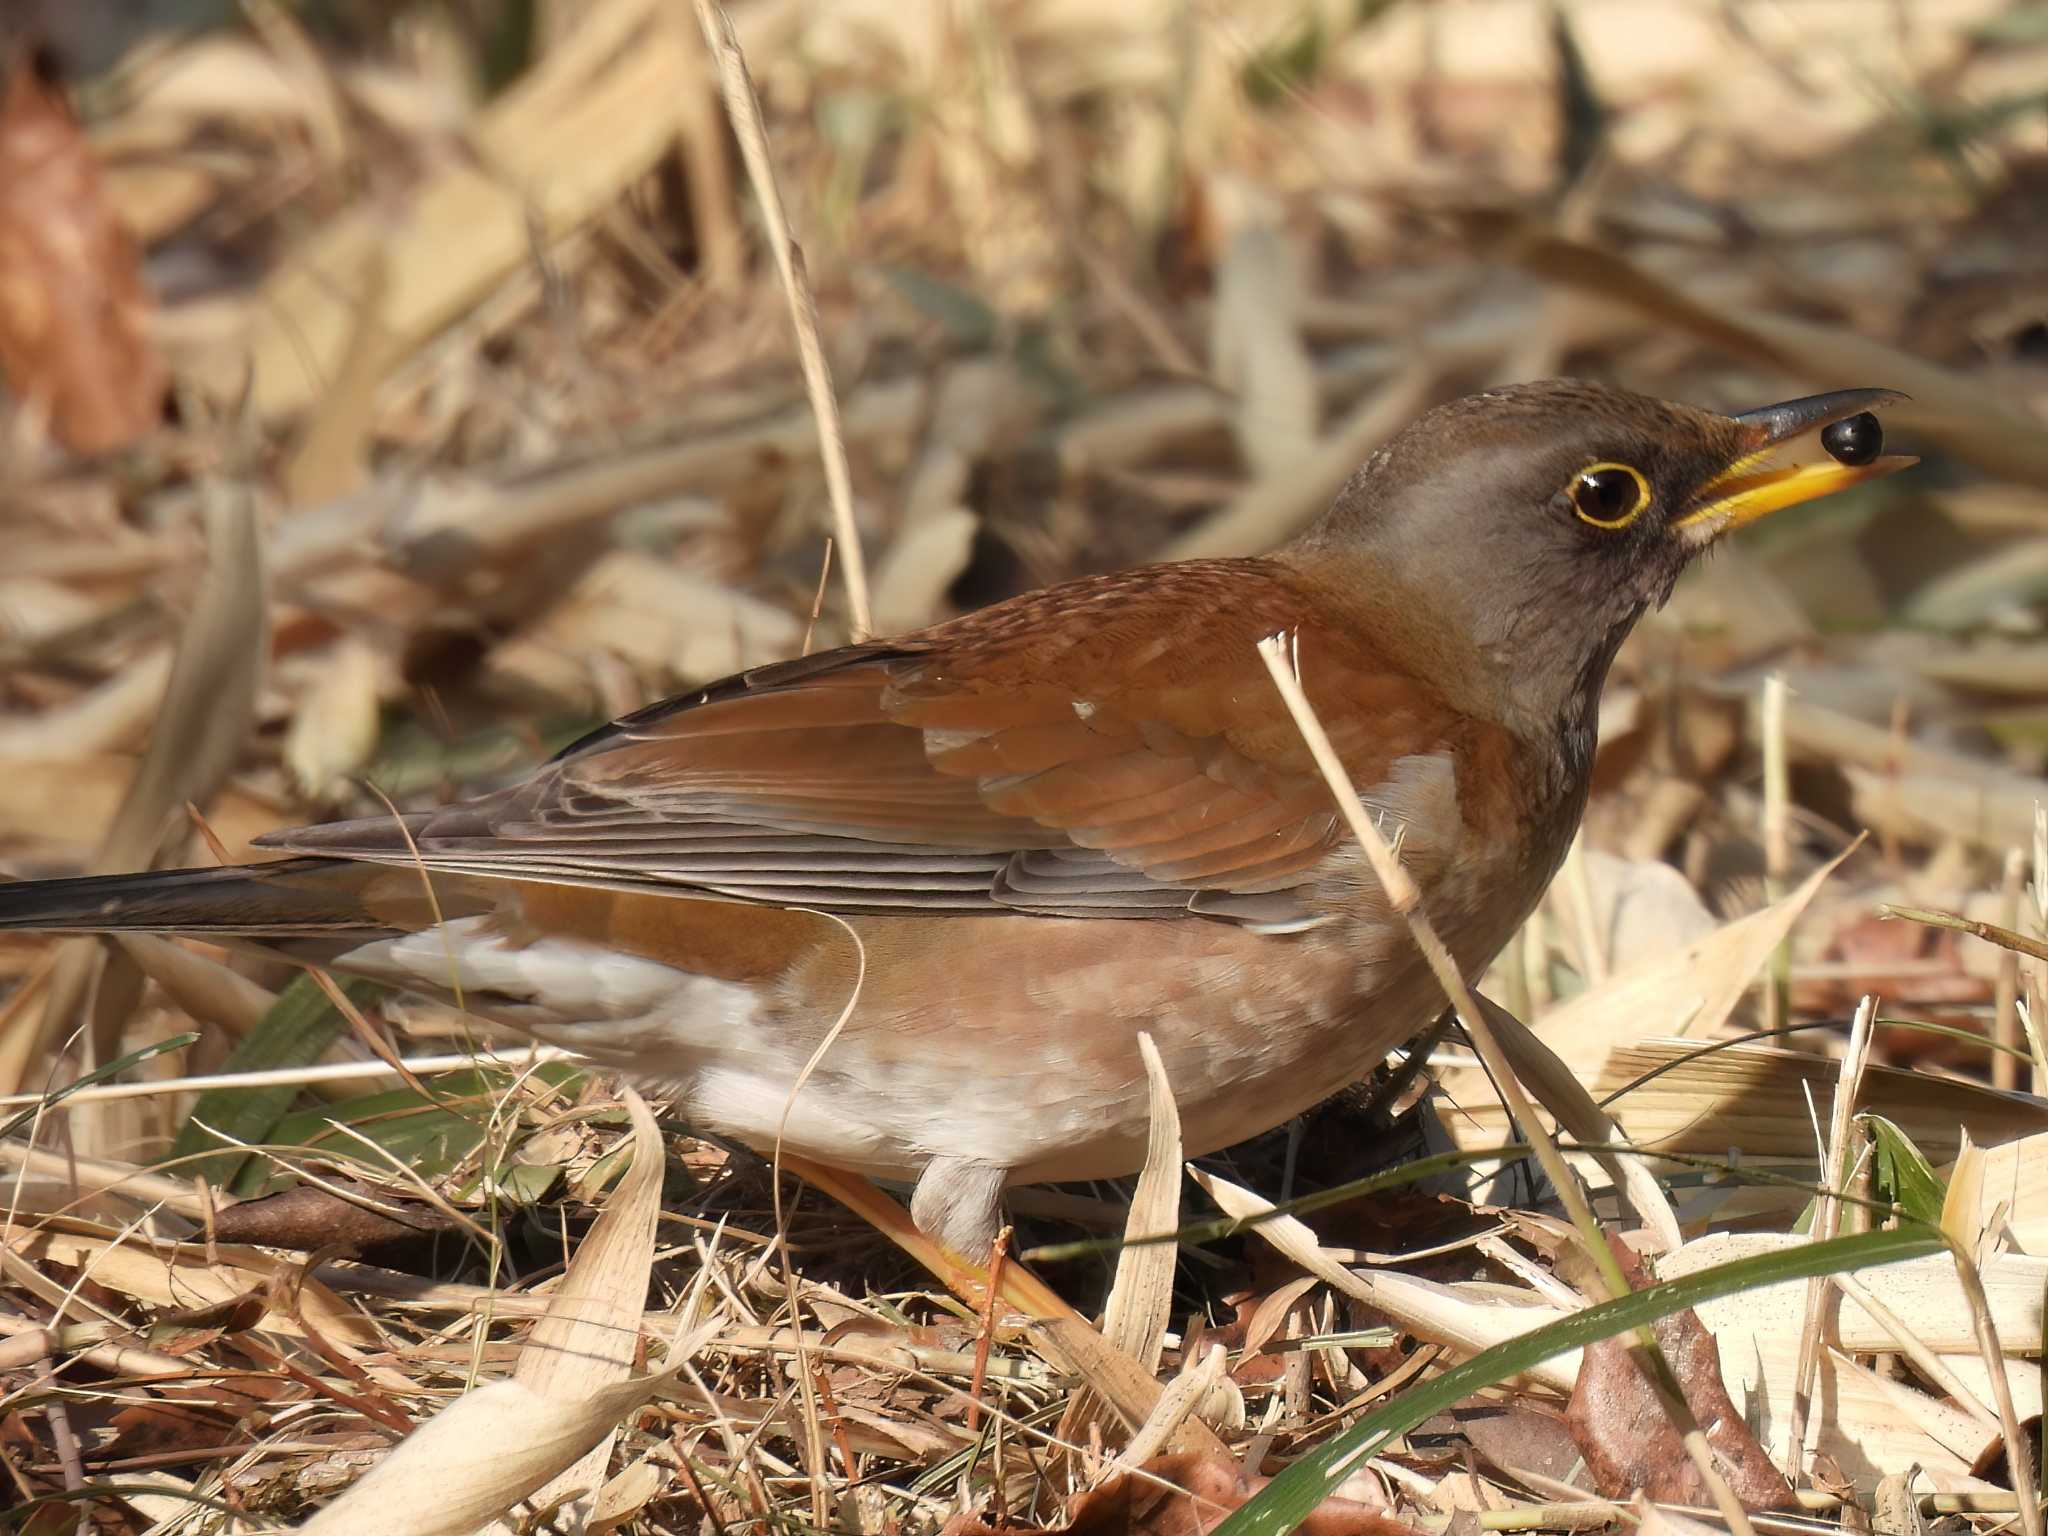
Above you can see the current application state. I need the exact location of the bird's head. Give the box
[1294,377,1913,740]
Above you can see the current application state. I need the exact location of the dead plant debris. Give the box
[3,1,2048,1532]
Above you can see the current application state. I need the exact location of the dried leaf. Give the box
[1238,1276,1320,1361]
[588,1457,663,1532]
[1577,850,1721,962]
[1062,1451,1421,1536]
[1942,1129,1986,1255]
[1918,638,2048,696]
[1692,1326,1976,1491]
[246,3,692,417]
[1586,1039,2045,1167]
[1188,1166,1578,1392]
[1669,1235,2045,1358]
[298,1374,675,1536]
[1844,763,2043,854]
[0,646,172,760]
[208,1178,461,1265]
[1438,855,1844,1141]
[870,507,978,633]
[0,49,166,453]
[283,246,399,507]
[1873,1473,1927,1536]
[497,550,802,690]
[495,1087,667,1532]
[1565,1240,1795,1509]
[1116,1341,1238,1466]
[1101,1034,1183,1372]
[0,1222,381,1349]
[303,1091,678,1535]
[1843,1349,2001,1467]
[1950,1129,2048,1254]
[1909,548,2048,634]
[114,931,277,1038]
[285,636,388,800]
[87,486,267,877]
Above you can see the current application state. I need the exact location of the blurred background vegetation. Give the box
[3,0,2048,1526]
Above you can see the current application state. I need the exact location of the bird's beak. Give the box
[1673,388,1915,548]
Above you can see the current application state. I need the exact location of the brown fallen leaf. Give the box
[144,1292,270,1355]
[1190,1282,1317,1387]
[0,45,166,454]
[102,1385,257,1466]
[1795,909,1990,1042]
[209,1178,463,1269]
[1565,1239,1796,1510]
[1421,1402,1584,1486]
[940,1450,1420,1536]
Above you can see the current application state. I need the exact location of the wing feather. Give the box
[263,559,1486,926]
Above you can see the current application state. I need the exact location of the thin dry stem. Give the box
[765,909,867,1534]
[1254,631,1756,1536]
[1997,848,2025,1091]
[1784,993,1875,1475]
[1881,903,2048,964]
[1762,672,1791,1035]
[1256,630,1612,1277]
[691,0,873,641]
[965,1225,1011,1433]
[1941,1132,2043,1536]
[0,1048,567,1109]
[2029,803,2048,1096]
[0,1311,194,1379]
[1954,1240,2043,1535]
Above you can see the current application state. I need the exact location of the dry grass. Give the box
[3,0,2048,1531]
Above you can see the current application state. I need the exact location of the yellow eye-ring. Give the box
[1569,462,1651,529]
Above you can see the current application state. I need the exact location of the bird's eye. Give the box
[1820,412,1882,466]
[1569,462,1651,529]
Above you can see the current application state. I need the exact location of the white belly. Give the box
[335,915,1429,1185]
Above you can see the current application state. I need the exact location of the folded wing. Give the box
[263,560,1473,927]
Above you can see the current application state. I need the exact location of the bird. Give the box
[0,379,1910,1255]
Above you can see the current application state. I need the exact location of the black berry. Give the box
[1821,412,1882,466]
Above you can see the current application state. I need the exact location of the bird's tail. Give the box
[0,857,475,940]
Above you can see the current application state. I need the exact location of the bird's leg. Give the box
[910,1156,1010,1261]
[1279,1117,1305,1204]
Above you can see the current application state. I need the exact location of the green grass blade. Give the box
[1862,1113,1946,1225]
[1211,1225,1945,1536]
[0,1032,197,1143]
[168,974,381,1187]
[255,1062,585,1195]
